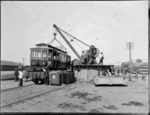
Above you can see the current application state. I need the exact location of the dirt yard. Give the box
[1,76,149,114]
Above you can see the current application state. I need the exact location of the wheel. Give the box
[41,79,45,84]
[33,78,39,84]
[32,79,36,84]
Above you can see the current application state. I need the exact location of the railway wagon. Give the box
[1,65,19,71]
[28,43,71,84]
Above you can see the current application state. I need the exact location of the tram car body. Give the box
[28,43,71,84]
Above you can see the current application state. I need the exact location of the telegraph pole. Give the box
[23,57,25,66]
[126,42,134,68]
[126,42,134,81]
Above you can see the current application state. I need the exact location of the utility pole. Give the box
[126,42,134,68]
[23,57,25,66]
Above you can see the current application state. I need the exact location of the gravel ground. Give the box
[1,79,33,90]
[0,76,149,114]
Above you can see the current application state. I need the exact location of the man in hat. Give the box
[99,52,104,65]
[42,67,49,85]
[18,67,24,87]
[14,68,19,82]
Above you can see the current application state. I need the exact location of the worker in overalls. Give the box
[42,67,49,85]
[99,52,104,65]
[14,68,19,82]
[18,67,24,87]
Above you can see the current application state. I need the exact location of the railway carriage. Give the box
[28,43,71,84]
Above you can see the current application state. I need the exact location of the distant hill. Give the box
[1,60,21,66]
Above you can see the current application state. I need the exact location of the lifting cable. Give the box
[48,38,55,45]
[73,39,85,51]
[49,27,67,51]
[55,38,67,51]
[56,26,90,48]
[61,29,85,51]
[48,27,57,45]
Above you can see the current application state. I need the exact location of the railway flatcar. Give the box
[28,43,71,84]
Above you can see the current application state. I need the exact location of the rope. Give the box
[48,38,55,45]
[64,31,85,51]
[57,26,90,47]
[48,27,67,50]
[55,39,67,51]
[74,40,85,51]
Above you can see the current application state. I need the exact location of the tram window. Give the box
[36,50,41,58]
[57,54,60,60]
[61,54,64,62]
[67,56,70,61]
[48,52,52,61]
[59,54,62,60]
[42,50,47,58]
[64,55,66,62]
[55,55,57,60]
[59,54,62,61]
[53,52,56,60]
[53,52,58,60]
[54,56,56,60]
[31,50,36,58]
[61,54,66,62]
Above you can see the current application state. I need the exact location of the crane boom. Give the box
[53,24,82,60]
[55,25,90,47]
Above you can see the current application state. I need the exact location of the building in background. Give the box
[121,59,148,75]
[1,60,21,71]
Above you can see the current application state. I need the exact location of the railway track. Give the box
[1,84,35,92]
[1,82,80,109]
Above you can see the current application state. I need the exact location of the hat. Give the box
[18,67,22,70]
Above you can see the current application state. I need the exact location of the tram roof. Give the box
[30,43,67,53]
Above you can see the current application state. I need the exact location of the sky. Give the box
[1,1,148,65]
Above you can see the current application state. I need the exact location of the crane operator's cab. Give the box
[28,43,71,84]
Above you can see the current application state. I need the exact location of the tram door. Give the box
[48,49,53,69]
[53,51,59,69]
[66,56,71,70]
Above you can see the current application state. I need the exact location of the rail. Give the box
[1,82,80,109]
[1,84,35,92]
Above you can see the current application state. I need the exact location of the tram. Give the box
[28,43,71,84]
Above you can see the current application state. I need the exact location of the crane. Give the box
[53,24,100,64]
[53,24,127,86]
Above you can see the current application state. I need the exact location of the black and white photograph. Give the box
[1,1,149,114]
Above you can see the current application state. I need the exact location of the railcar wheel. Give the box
[41,79,45,84]
[32,79,36,84]
[33,78,39,84]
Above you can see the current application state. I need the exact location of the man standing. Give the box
[14,68,19,82]
[42,67,49,85]
[18,67,24,87]
[99,52,104,65]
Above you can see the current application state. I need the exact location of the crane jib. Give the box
[53,24,90,48]
[53,24,82,61]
